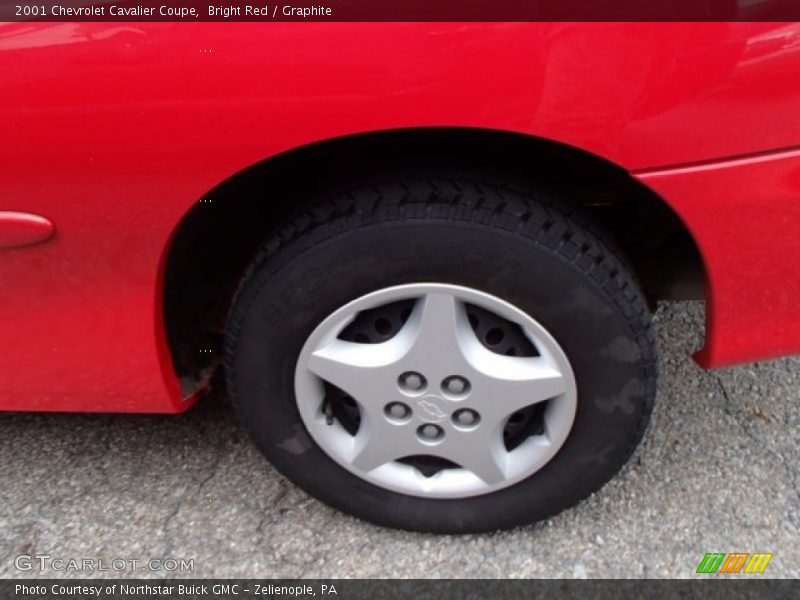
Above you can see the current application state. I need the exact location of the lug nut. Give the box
[405,374,423,390]
[384,402,411,420]
[443,375,470,395]
[398,372,426,393]
[453,408,480,427]
[417,423,444,442]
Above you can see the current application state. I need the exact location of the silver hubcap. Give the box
[294,283,577,498]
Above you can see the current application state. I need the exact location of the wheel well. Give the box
[163,127,705,396]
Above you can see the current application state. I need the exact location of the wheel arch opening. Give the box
[162,127,706,397]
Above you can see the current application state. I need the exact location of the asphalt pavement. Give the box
[1,302,797,579]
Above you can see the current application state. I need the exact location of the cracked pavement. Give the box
[0,302,797,579]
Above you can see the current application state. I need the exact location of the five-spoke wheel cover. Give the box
[294,283,578,498]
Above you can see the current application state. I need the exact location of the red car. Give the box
[2,22,800,533]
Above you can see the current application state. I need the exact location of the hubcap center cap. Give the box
[416,395,448,422]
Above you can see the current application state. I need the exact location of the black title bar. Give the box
[4,0,800,22]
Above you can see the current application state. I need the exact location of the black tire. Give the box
[225,174,658,533]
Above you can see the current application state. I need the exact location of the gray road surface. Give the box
[1,302,797,579]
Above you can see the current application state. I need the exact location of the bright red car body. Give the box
[2,22,800,413]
